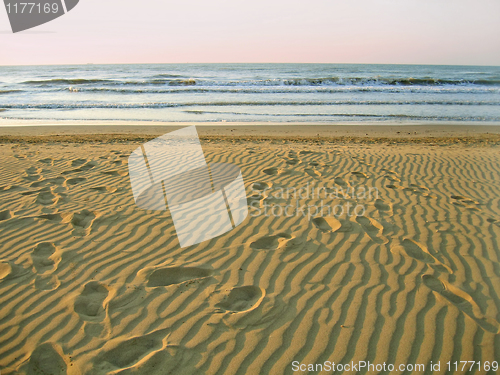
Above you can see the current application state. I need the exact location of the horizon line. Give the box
[1,62,499,68]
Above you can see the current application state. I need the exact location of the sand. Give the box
[0,125,499,374]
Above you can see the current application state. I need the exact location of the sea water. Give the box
[0,63,499,124]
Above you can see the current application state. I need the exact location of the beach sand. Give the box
[0,125,499,374]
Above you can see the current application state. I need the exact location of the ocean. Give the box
[0,63,499,124]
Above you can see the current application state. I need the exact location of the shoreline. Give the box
[1,124,500,145]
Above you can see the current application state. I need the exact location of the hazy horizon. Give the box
[1,0,499,66]
[1,62,500,67]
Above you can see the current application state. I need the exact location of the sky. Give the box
[0,0,499,65]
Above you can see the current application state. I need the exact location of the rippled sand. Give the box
[0,125,499,374]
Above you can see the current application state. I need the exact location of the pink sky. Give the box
[1,0,499,65]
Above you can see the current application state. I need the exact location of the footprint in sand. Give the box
[0,185,22,193]
[385,175,401,182]
[356,216,387,243]
[23,167,43,181]
[381,168,397,175]
[252,181,271,191]
[0,209,13,221]
[351,171,369,178]
[71,158,87,167]
[23,342,70,375]
[31,242,61,275]
[422,275,449,295]
[74,281,111,321]
[34,275,60,291]
[21,190,39,197]
[305,168,321,178]
[374,198,392,212]
[462,199,479,205]
[392,239,451,273]
[250,233,292,250]
[404,184,430,196]
[91,186,118,193]
[247,192,267,209]
[24,175,42,182]
[422,274,499,333]
[397,238,436,263]
[35,188,61,206]
[38,157,54,165]
[30,176,66,188]
[0,260,30,282]
[216,286,264,313]
[387,184,436,198]
[26,166,42,174]
[62,161,97,175]
[356,216,383,232]
[67,177,87,186]
[95,329,167,371]
[24,167,43,182]
[71,209,98,236]
[386,184,405,190]
[451,195,480,210]
[38,212,74,224]
[74,161,97,171]
[286,158,299,165]
[0,261,19,284]
[312,217,341,233]
[262,167,279,176]
[0,261,13,281]
[147,267,212,287]
[410,183,430,192]
[334,177,349,188]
